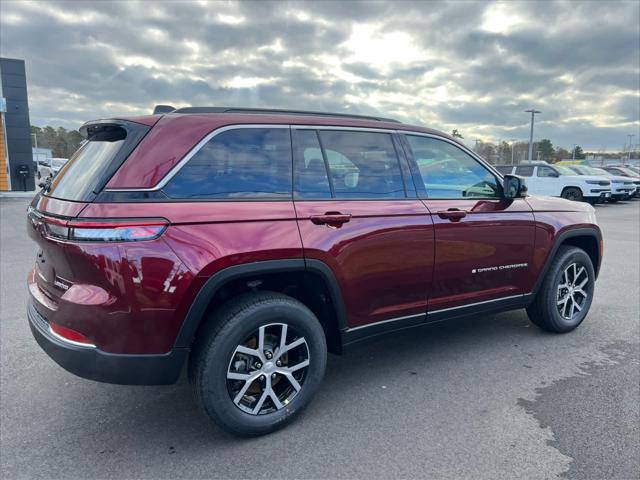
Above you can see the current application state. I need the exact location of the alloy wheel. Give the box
[226,323,310,415]
[556,262,589,320]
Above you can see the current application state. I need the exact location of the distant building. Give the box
[0,58,34,191]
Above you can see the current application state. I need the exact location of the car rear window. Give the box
[163,128,292,199]
[46,126,127,201]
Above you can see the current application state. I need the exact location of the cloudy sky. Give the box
[1,0,638,151]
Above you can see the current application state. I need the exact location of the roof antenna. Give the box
[153,105,176,114]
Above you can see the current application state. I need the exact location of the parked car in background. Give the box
[568,166,636,201]
[600,166,640,197]
[27,107,603,436]
[495,161,611,203]
[37,158,68,182]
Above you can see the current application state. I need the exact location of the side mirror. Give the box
[503,174,528,199]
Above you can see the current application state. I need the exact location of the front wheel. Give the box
[561,187,583,202]
[527,246,595,333]
[189,292,327,436]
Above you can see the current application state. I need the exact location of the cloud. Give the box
[0,0,638,150]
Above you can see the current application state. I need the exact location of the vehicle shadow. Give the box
[43,309,543,450]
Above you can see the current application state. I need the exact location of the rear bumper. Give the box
[28,301,187,385]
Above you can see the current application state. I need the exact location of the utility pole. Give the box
[525,109,541,161]
[572,144,577,161]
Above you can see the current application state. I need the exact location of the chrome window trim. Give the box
[104,124,499,194]
[103,124,291,193]
[291,125,397,134]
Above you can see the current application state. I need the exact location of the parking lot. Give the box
[1,196,638,479]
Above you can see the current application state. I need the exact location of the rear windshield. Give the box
[46,127,126,201]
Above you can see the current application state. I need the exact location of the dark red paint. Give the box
[27,113,601,357]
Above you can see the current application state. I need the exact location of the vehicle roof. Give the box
[111,112,453,140]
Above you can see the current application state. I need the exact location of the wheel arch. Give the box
[561,185,584,196]
[532,227,602,295]
[174,259,347,354]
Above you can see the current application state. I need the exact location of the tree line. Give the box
[31,126,84,159]
[450,130,585,164]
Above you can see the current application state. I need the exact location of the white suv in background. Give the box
[36,158,68,183]
[495,161,611,203]
[568,165,637,201]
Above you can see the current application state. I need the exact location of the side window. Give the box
[496,166,514,175]
[515,165,534,177]
[537,166,557,177]
[163,128,291,199]
[405,135,500,199]
[318,130,406,199]
[292,130,331,199]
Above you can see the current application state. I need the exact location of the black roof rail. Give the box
[168,106,400,123]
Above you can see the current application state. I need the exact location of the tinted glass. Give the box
[406,135,500,199]
[537,166,557,177]
[164,128,292,199]
[47,128,125,201]
[318,131,406,199]
[496,166,514,174]
[555,165,576,175]
[515,165,534,177]
[293,130,331,199]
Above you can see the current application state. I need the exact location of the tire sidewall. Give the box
[544,248,595,331]
[199,299,327,436]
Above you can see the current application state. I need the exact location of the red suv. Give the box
[27,107,602,435]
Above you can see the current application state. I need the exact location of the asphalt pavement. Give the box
[1,197,638,479]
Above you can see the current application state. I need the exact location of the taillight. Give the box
[38,214,168,242]
[49,321,96,348]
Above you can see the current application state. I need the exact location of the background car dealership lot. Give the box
[1,196,638,479]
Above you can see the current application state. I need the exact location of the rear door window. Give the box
[292,130,332,199]
[163,128,292,199]
[317,130,406,199]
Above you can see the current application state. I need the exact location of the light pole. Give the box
[525,109,541,162]
[510,139,517,164]
[572,144,577,161]
[628,134,635,162]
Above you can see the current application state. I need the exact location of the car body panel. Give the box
[26,112,603,385]
[294,199,434,328]
[421,198,536,310]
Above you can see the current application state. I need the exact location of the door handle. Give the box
[437,208,467,221]
[310,212,352,227]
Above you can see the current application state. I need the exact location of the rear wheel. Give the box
[561,187,583,202]
[527,246,595,333]
[189,292,327,436]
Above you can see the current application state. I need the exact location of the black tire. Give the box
[189,291,327,436]
[561,187,583,202]
[526,246,595,333]
[609,197,619,203]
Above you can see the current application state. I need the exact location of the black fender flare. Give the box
[531,227,602,295]
[173,258,348,349]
